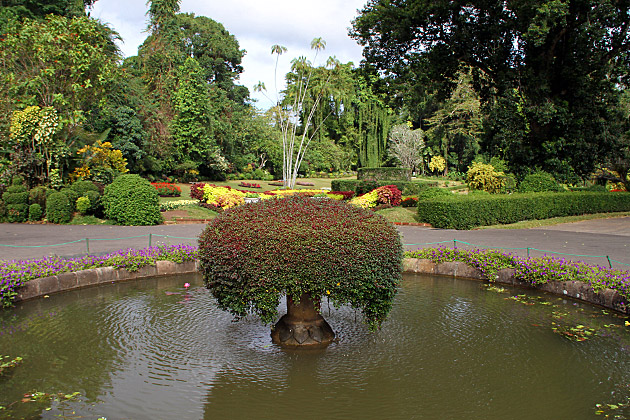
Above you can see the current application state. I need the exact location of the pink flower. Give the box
[184,283,190,289]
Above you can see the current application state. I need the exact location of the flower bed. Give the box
[238,182,261,188]
[405,247,630,304]
[0,245,198,308]
[151,182,182,197]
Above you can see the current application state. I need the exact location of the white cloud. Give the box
[90,0,366,109]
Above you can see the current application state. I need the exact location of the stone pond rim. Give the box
[13,258,629,319]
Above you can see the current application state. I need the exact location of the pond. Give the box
[1,273,629,419]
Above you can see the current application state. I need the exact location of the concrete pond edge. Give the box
[14,258,629,316]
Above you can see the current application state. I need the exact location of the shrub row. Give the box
[417,191,630,229]
[357,167,411,181]
[331,179,437,195]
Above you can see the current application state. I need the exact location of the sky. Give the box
[89,0,368,109]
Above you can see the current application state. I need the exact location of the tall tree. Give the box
[0,14,120,181]
[352,0,630,180]
[171,57,228,176]
[426,69,483,174]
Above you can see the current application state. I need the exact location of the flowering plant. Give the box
[0,245,198,308]
[406,247,630,304]
[151,182,182,197]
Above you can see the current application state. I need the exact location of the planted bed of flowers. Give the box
[151,182,182,197]
[0,245,198,308]
[406,247,630,304]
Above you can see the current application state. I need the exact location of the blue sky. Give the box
[90,0,367,109]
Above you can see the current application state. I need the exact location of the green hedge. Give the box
[331,179,438,195]
[103,174,162,226]
[357,167,411,181]
[417,192,630,230]
[46,192,72,224]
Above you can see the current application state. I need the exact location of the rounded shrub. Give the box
[198,195,403,330]
[59,187,80,211]
[102,174,162,226]
[466,162,505,193]
[46,192,72,224]
[76,196,90,215]
[518,171,562,192]
[71,180,99,197]
[28,203,43,221]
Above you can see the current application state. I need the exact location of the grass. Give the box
[67,215,115,225]
[161,205,218,221]
[479,211,630,229]
[375,207,420,224]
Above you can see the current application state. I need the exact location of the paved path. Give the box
[1,217,630,269]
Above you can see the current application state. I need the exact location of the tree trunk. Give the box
[271,293,335,347]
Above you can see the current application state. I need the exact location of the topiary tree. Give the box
[2,177,29,223]
[198,195,403,347]
[102,174,162,226]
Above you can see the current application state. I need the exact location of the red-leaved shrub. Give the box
[375,185,402,206]
[198,195,403,330]
[190,183,207,201]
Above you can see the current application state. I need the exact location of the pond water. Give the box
[1,273,629,419]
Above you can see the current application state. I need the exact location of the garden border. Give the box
[14,258,628,316]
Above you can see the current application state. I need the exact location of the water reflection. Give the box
[0,274,628,419]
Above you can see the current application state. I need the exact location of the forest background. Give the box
[1,0,629,189]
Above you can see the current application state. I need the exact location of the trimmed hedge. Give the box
[417,191,630,229]
[331,179,438,195]
[103,174,162,226]
[28,203,43,221]
[46,192,72,224]
[2,182,29,223]
[357,167,411,181]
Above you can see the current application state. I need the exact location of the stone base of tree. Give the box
[270,293,335,347]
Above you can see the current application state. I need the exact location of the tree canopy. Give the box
[352,0,630,180]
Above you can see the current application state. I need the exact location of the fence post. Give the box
[86,238,90,255]
[149,233,152,247]
[453,240,457,250]
[527,247,530,258]
[606,256,612,269]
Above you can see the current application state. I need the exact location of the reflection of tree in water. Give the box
[0,283,122,417]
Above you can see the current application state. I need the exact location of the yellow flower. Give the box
[326,290,330,295]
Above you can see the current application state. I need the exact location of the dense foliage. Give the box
[352,0,630,181]
[466,162,505,193]
[45,192,71,224]
[406,247,630,304]
[198,195,403,330]
[102,174,162,226]
[417,192,630,229]
[518,171,562,193]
